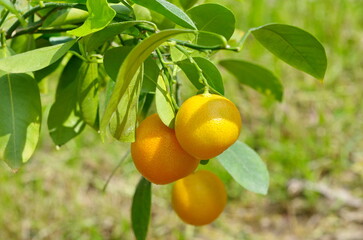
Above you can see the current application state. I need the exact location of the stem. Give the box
[6,2,81,38]
[237,29,252,50]
[155,47,179,110]
[173,66,181,105]
[8,21,42,38]
[32,27,76,34]
[0,31,6,47]
[120,0,133,12]
[175,45,210,93]
[102,150,130,192]
[69,50,88,62]
[172,38,240,52]
[0,10,10,27]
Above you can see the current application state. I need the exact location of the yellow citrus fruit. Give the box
[175,93,242,159]
[131,114,199,185]
[172,170,227,226]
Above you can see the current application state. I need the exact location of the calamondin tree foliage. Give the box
[0,0,327,238]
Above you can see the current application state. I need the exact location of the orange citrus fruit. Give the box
[172,170,227,226]
[131,114,199,185]
[175,93,242,159]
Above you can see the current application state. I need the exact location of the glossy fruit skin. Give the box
[175,93,242,160]
[131,114,199,185]
[172,170,227,226]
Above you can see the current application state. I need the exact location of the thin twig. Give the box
[6,2,82,38]
[102,149,130,193]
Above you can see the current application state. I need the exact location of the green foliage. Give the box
[100,29,193,139]
[0,40,76,73]
[217,141,269,195]
[132,0,196,29]
[187,3,235,40]
[78,62,100,130]
[47,56,86,146]
[0,74,41,170]
[156,76,176,127]
[131,177,152,240]
[177,57,224,94]
[68,0,116,36]
[251,24,327,80]
[220,60,282,101]
[0,0,329,238]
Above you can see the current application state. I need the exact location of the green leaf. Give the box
[187,3,235,40]
[142,57,159,93]
[0,74,42,170]
[100,29,194,137]
[68,0,116,37]
[0,0,26,26]
[131,177,152,240]
[179,0,199,10]
[155,76,176,127]
[0,39,76,73]
[220,60,283,101]
[10,35,36,53]
[34,58,62,83]
[103,46,134,81]
[132,0,196,29]
[251,24,327,80]
[78,62,99,130]
[0,47,14,77]
[43,8,89,27]
[217,141,269,195]
[82,21,150,52]
[48,56,86,146]
[109,66,143,142]
[104,46,158,92]
[177,57,224,95]
[139,93,154,119]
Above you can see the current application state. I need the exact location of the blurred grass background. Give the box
[1,0,363,239]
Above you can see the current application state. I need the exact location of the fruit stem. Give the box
[155,47,180,110]
[175,45,211,92]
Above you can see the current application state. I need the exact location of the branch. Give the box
[172,39,240,52]
[6,2,83,38]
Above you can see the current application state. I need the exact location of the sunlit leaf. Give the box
[100,29,194,138]
[68,0,116,37]
[0,0,26,26]
[217,141,269,195]
[0,39,76,73]
[155,76,176,127]
[0,74,42,170]
[252,24,327,80]
[132,0,196,29]
[109,66,143,142]
[82,21,150,52]
[187,3,235,40]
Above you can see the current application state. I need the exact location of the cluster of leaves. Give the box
[0,0,326,238]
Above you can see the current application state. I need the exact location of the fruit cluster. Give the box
[131,93,242,225]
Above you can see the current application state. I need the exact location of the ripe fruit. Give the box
[175,93,242,159]
[131,114,199,185]
[172,170,227,226]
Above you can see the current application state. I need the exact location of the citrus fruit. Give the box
[131,114,199,185]
[175,93,242,159]
[172,170,227,226]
